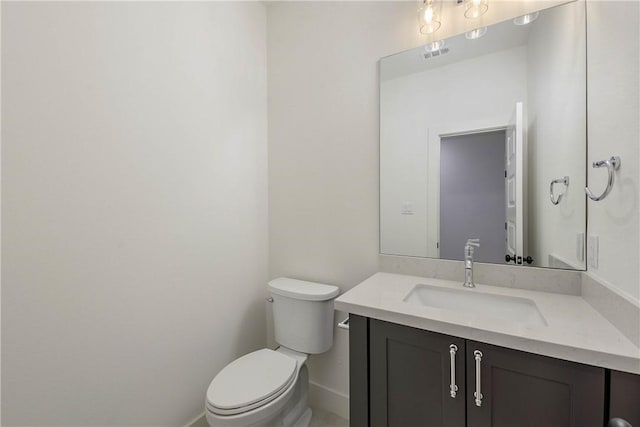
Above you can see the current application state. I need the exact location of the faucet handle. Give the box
[466,238,480,248]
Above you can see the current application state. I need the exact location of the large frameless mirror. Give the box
[380,1,586,269]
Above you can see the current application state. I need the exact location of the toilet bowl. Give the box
[205,347,310,427]
[205,278,339,427]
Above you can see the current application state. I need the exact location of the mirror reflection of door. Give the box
[505,102,528,265]
[439,130,506,264]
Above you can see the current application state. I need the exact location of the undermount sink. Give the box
[404,284,548,326]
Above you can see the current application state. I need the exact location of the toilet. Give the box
[205,277,340,427]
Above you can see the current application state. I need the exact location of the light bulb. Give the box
[464,0,488,19]
[424,6,434,23]
[418,0,441,34]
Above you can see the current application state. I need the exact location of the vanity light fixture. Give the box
[418,0,442,34]
[424,39,445,53]
[465,26,487,40]
[464,0,488,19]
[513,11,539,25]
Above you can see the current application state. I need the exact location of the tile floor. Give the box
[309,407,349,427]
[192,406,349,427]
[189,408,349,427]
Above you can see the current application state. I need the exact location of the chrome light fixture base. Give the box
[465,26,487,40]
[514,11,539,26]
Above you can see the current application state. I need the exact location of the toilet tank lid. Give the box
[268,278,340,301]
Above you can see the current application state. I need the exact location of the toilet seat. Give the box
[206,349,298,416]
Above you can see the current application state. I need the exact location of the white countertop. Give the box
[335,272,640,374]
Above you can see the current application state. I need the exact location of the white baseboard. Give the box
[184,411,207,427]
[308,380,350,420]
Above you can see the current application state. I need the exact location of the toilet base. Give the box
[206,365,311,427]
[292,408,312,427]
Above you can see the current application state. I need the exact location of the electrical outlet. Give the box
[576,233,585,262]
[587,235,599,268]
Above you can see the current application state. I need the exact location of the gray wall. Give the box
[440,131,506,263]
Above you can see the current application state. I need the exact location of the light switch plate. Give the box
[401,202,414,215]
[587,235,599,268]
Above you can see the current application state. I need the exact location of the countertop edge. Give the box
[336,299,640,375]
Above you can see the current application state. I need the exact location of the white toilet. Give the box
[205,277,340,427]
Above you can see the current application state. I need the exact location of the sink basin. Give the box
[404,284,548,326]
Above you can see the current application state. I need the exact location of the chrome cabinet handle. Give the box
[449,344,458,398]
[474,350,483,407]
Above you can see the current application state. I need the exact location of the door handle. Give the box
[474,350,483,407]
[449,344,458,398]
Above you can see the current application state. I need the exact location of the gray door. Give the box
[440,130,506,263]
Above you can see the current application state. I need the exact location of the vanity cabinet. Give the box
[465,340,604,427]
[369,318,466,427]
[609,370,640,426]
[351,316,608,427]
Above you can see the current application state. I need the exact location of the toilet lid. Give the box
[206,349,297,413]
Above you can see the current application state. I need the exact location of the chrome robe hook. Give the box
[585,156,621,202]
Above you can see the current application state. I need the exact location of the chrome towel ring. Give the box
[585,156,621,202]
[550,176,570,205]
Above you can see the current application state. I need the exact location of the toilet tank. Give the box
[268,278,340,354]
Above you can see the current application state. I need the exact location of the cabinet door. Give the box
[466,341,605,427]
[609,370,640,426]
[370,319,466,427]
[349,314,369,427]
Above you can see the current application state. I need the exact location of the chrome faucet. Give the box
[463,238,480,288]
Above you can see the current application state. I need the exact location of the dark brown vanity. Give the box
[349,315,640,427]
